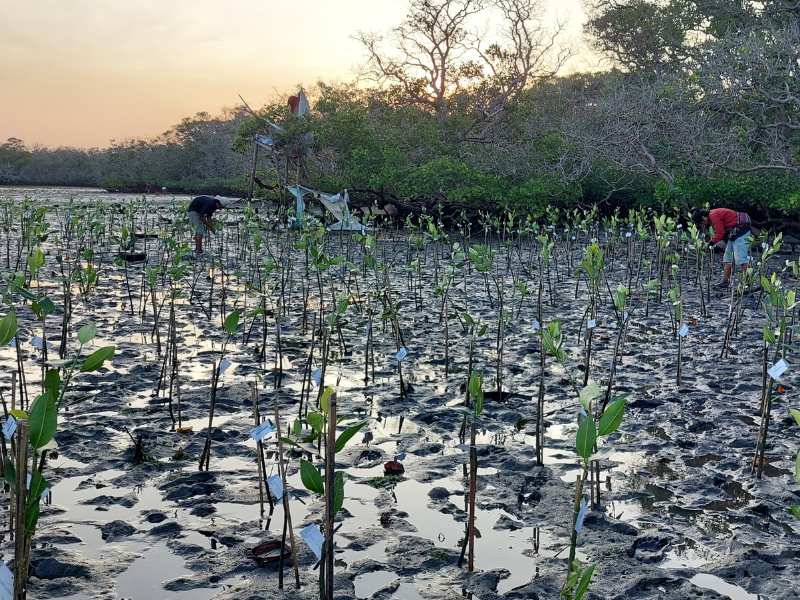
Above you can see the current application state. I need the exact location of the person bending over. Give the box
[187,195,224,254]
[692,207,752,288]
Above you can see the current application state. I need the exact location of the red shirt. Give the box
[708,208,739,244]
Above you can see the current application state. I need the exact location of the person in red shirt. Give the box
[692,208,752,288]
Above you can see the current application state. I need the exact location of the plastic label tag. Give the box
[267,474,284,501]
[532,319,540,332]
[768,359,788,380]
[2,416,16,438]
[311,368,322,387]
[575,497,589,533]
[218,358,232,374]
[7,337,15,348]
[300,524,324,560]
[625,232,632,238]
[249,420,275,442]
[587,319,596,330]
[678,324,689,338]
[395,347,408,363]
[31,335,45,350]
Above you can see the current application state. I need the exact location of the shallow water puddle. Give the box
[689,573,761,600]
[354,569,397,598]
[116,542,219,599]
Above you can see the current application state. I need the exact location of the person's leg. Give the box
[188,211,205,254]
[733,232,751,272]
[720,241,734,284]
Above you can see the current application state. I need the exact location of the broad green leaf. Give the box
[28,247,45,274]
[320,387,334,414]
[300,459,324,495]
[292,419,302,437]
[80,345,115,372]
[307,412,324,434]
[27,470,48,503]
[0,311,17,346]
[78,322,97,345]
[333,471,345,515]
[223,310,240,334]
[335,421,367,453]
[575,564,595,600]
[44,369,60,402]
[599,396,627,437]
[790,408,800,426]
[575,416,596,463]
[32,296,56,318]
[29,393,57,449]
[790,505,800,519]
[579,383,601,412]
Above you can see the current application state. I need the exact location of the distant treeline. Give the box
[0,109,251,196]
[3,0,800,220]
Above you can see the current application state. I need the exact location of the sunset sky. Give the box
[1,0,590,148]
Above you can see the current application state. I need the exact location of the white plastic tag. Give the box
[218,358,232,374]
[678,324,689,338]
[0,561,12,599]
[311,368,322,387]
[364,323,371,339]
[768,359,788,380]
[395,347,408,363]
[300,524,324,560]
[575,497,589,533]
[625,232,632,238]
[2,416,16,438]
[267,474,284,501]
[532,319,540,332]
[587,319,596,330]
[249,420,275,442]
[31,335,45,350]
[7,337,15,348]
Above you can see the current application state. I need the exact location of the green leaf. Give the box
[469,372,484,417]
[790,505,800,520]
[320,387,334,414]
[29,393,57,449]
[576,415,596,463]
[300,459,324,495]
[598,395,627,437]
[28,247,45,274]
[579,383,601,412]
[790,408,800,426]
[0,311,17,346]
[44,369,60,402]
[27,470,48,504]
[335,421,367,453]
[292,419,302,437]
[32,296,56,318]
[795,450,800,486]
[78,322,97,345]
[308,412,324,434]
[25,502,41,537]
[575,564,596,600]
[333,471,345,515]
[80,346,115,372]
[223,310,240,334]
[9,409,28,420]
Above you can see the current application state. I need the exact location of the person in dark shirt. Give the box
[187,195,224,254]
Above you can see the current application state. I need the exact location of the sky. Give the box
[0,0,591,148]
